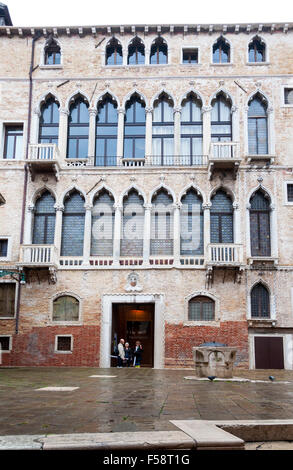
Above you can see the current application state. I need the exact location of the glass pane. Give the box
[96,126,117,136]
[152,138,161,156]
[124,125,145,136]
[95,138,105,157]
[192,138,202,155]
[106,138,117,157]
[5,136,15,159]
[40,125,59,136]
[181,125,202,135]
[14,135,23,159]
[134,138,145,158]
[78,139,88,158]
[152,125,174,135]
[68,139,77,158]
[181,137,190,156]
[69,125,89,136]
[163,100,173,121]
[124,138,133,158]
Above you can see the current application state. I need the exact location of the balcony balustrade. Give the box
[207,243,243,266]
[27,143,60,180]
[18,244,58,268]
[208,142,241,179]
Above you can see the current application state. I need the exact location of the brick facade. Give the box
[0,17,293,369]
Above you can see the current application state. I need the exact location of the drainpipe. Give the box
[15,32,42,335]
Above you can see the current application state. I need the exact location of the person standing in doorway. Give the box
[124,342,133,367]
[133,340,143,368]
[117,338,125,368]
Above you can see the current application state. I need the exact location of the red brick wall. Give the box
[165,321,249,368]
[1,326,100,366]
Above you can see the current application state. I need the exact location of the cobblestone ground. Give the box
[1,367,293,436]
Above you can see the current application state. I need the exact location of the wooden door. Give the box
[111,303,154,367]
[254,336,284,369]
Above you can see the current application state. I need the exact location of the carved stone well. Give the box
[192,342,237,378]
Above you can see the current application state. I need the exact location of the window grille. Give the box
[56,336,72,351]
[61,191,85,256]
[251,284,270,318]
[188,296,215,321]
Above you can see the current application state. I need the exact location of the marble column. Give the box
[203,203,211,260]
[54,204,64,257]
[173,106,182,164]
[143,203,152,265]
[202,106,212,161]
[173,203,181,266]
[88,107,97,165]
[23,204,35,245]
[58,107,69,161]
[113,203,123,265]
[83,203,93,265]
[117,108,125,166]
[145,107,153,164]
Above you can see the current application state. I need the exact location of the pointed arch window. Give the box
[181,93,203,164]
[44,39,61,65]
[33,191,56,245]
[249,37,266,63]
[180,189,203,255]
[61,191,85,256]
[210,190,233,243]
[124,94,146,159]
[248,95,268,154]
[95,95,118,166]
[213,37,230,63]
[151,189,173,255]
[249,190,271,257]
[211,93,232,142]
[106,38,123,65]
[121,190,144,257]
[150,37,168,64]
[128,37,145,65]
[251,283,270,318]
[152,93,174,164]
[39,97,59,145]
[91,190,115,256]
[67,97,89,159]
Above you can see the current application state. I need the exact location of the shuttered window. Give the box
[121,190,144,256]
[251,284,270,318]
[189,296,215,321]
[0,284,15,318]
[33,191,56,245]
[210,190,233,243]
[248,97,268,154]
[250,190,271,256]
[53,296,79,322]
[91,191,115,256]
[61,191,85,256]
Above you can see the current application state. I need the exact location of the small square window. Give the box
[0,336,11,351]
[56,336,72,352]
[0,239,8,257]
[182,49,198,64]
[284,88,293,105]
[287,184,293,202]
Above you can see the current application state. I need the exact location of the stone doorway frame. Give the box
[100,293,165,369]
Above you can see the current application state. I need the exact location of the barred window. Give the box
[0,336,11,351]
[56,336,72,352]
[0,284,15,318]
[53,296,79,322]
[251,284,270,318]
[188,296,215,321]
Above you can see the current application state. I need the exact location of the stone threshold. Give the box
[2,420,293,451]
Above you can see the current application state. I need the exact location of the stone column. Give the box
[202,106,212,161]
[31,108,41,144]
[83,203,93,265]
[233,202,241,244]
[88,107,97,165]
[113,203,123,265]
[58,108,69,161]
[145,47,150,65]
[54,204,64,257]
[267,106,275,156]
[143,203,152,265]
[117,108,125,166]
[173,106,181,164]
[173,203,181,266]
[203,203,211,261]
[270,203,278,259]
[145,107,153,164]
[23,204,35,245]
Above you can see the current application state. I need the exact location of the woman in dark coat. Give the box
[133,340,143,368]
[124,342,133,367]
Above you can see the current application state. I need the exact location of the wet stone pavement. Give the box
[1,367,293,436]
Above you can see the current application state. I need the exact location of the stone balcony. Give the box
[27,144,61,180]
[18,244,58,268]
[207,243,244,267]
[208,142,241,179]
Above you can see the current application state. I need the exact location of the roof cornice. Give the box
[0,22,292,37]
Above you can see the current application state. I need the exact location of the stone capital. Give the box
[54,203,64,212]
[202,105,212,114]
